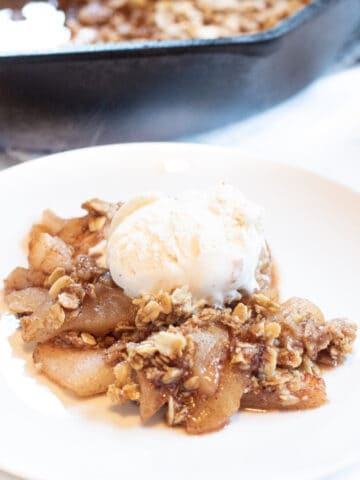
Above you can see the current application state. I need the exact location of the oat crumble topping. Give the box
[62,0,312,45]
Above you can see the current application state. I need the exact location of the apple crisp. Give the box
[64,0,312,44]
[4,199,357,434]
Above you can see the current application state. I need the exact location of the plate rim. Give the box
[0,142,358,197]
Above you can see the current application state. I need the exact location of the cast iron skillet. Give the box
[0,0,359,151]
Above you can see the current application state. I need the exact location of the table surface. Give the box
[0,32,359,480]
[190,66,360,192]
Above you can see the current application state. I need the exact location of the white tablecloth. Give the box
[189,66,360,193]
[1,67,359,480]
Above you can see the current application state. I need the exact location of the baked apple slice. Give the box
[33,344,115,397]
[186,362,248,435]
[241,372,326,410]
[137,371,167,422]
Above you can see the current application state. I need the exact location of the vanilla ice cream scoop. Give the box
[0,3,70,53]
[107,185,266,306]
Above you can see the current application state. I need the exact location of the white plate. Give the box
[0,143,359,480]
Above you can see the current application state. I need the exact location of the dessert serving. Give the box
[4,185,356,434]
